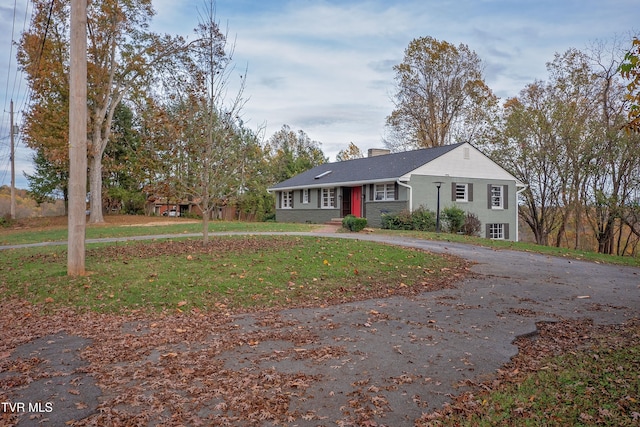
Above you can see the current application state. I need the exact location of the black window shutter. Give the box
[487,184,492,209]
[485,223,490,238]
[394,182,399,200]
[300,190,303,203]
[504,223,510,240]
[468,183,473,202]
[317,189,321,207]
[503,186,509,210]
[451,182,456,201]
[291,191,294,208]
[277,192,281,209]
[369,184,374,200]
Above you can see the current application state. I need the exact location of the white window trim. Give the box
[491,185,503,209]
[281,191,293,209]
[321,188,335,208]
[489,223,504,240]
[302,188,309,204]
[455,183,468,202]
[374,183,395,201]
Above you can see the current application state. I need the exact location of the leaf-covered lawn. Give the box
[1,235,466,313]
[417,318,640,426]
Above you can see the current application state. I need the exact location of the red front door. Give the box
[350,186,362,217]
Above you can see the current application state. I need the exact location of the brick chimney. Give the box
[367,148,391,157]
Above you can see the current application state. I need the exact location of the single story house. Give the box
[268,142,527,241]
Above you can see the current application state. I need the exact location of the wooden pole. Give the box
[68,0,87,276]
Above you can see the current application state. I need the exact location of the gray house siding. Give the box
[408,175,517,239]
[276,207,340,224]
[269,143,523,241]
[275,188,341,223]
[364,201,409,227]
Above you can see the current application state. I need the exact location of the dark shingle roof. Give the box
[270,143,464,190]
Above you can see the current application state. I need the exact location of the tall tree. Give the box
[385,36,495,149]
[266,125,327,183]
[336,142,364,161]
[488,86,565,246]
[25,148,69,211]
[583,40,640,254]
[103,102,146,214]
[18,0,187,224]
[157,0,250,244]
[620,37,640,132]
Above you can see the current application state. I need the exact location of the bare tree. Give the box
[161,0,249,244]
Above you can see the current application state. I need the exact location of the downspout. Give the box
[397,180,413,212]
[515,184,528,242]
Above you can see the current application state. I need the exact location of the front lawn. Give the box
[0,235,464,313]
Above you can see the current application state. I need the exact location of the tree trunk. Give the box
[89,155,105,224]
[202,208,209,244]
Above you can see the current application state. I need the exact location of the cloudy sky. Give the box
[0,0,637,189]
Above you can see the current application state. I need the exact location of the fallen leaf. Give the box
[161,352,178,358]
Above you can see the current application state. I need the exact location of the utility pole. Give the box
[68,0,87,276]
[10,100,16,220]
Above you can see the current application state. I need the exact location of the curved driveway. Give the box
[3,231,639,426]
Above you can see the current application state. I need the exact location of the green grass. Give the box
[428,329,640,426]
[2,219,638,425]
[378,230,640,267]
[0,220,314,246]
[0,235,455,313]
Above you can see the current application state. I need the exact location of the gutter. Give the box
[396,180,413,212]
[515,184,528,242]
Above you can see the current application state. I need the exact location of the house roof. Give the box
[269,142,465,191]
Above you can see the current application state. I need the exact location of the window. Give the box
[321,188,335,208]
[375,183,395,201]
[488,223,504,239]
[490,185,503,209]
[455,183,468,202]
[281,191,292,209]
[487,184,508,210]
[302,188,309,204]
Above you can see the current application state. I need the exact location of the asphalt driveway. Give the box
[2,232,639,426]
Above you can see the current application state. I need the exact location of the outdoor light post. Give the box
[434,182,443,233]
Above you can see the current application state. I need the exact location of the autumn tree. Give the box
[265,125,327,182]
[385,36,495,149]
[620,37,640,132]
[483,43,640,254]
[18,0,187,224]
[488,87,565,246]
[336,142,364,161]
[582,40,640,254]
[17,0,69,204]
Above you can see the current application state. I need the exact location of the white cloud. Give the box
[1,0,638,189]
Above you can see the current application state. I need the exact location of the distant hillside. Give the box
[0,185,65,219]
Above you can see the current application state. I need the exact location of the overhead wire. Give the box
[1,1,45,187]
[0,0,21,185]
